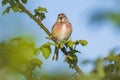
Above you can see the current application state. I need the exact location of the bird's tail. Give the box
[52,46,59,61]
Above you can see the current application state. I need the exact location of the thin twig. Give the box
[15,0,51,36]
[62,47,87,80]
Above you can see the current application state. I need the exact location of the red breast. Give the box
[52,21,72,41]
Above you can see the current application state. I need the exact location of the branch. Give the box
[62,47,87,80]
[14,0,86,79]
[15,0,51,36]
[74,65,87,80]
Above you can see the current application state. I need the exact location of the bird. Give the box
[52,13,72,61]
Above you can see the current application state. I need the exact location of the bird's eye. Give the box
[62,14,64,16]
[58,14,61,17]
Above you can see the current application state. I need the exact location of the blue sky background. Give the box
[1,0,120,74]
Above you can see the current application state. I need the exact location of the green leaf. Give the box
[2,0,9,6]
[104,52,120,62]
[67,39,75,48]
[70,49,81,54]
[67,55,74,60]
[59,41,64,49]
[34,6,47,21]
[2,7,10,15]
[79,40,88,46]
[38,13,46,21]
[96,58,105,78]
[38,6,47,12]
[75,40,80,45]
[9,0,16,8]
[21,0,28,4]
[31,58,42,68]
[0,37,38,69]
[40,42,51,59]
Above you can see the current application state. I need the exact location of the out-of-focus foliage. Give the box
[81,49,120,80]
[89,10,108,25]
[0,37,76,80]
[108,13,120,26]
[90,11,120,27]
[39,42,51,59]
[0,37,88,80]
[88,0,120,28]
[0,37,42,80]
[87,1,120,79]
[89,8,120,28]
[103,52,120,80]
[1,38,119,80]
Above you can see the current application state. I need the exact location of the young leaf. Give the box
[79,40,88,46]
[2,7,10,15]
[34,6,47,21]
[40,42,51,59]
[67,39,75,48]
[38,6,47,12]
[70,49,81,54]
[9,0,16,8]
[21,0,28,4]
[38,13,46,21]
[2,0,9,6]
[31,58,42,68]
[75,40,80,45]
[67,55,74,60]
[59,41,64,49]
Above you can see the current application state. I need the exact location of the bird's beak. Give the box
[59,17,62,21]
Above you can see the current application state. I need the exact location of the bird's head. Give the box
[57,13,68,23]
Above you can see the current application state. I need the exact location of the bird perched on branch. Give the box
[52,13,72,61]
